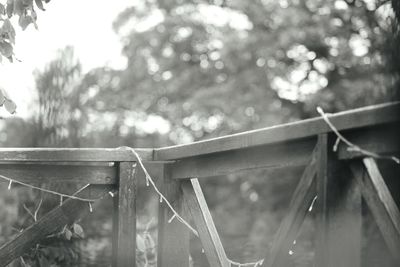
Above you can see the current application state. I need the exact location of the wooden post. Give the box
[315,134,361,267]
[112,162,137,267]
[157,165,190,267]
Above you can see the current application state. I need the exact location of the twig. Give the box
[316,107,400,164]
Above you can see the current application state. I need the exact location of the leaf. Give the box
[0,41,13,57]
[64,228,72,240]
[13,0,24,16]
[6,0,13,18]
[2,19,16,44]
[18,15,33,30]
[35,0,44,11]
[72,223,84,238]
[4,98,16,114]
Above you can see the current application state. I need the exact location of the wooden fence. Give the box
[0,102,399,267]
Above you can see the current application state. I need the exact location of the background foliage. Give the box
[0,0,399,266]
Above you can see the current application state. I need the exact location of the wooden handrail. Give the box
[154,102,400,160]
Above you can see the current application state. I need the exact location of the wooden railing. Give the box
[0,102,399,267]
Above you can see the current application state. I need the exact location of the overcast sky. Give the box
[0,0,130,117]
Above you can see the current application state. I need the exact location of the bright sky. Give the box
[0,0,130,118]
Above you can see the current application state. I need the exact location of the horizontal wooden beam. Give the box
[0,148,153,162]
[155,102,400,160]
[0,164,116,184]
[170,138,316,179]
[0,162,162,185]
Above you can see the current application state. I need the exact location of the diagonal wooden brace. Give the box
[350,158,400,262]
[0,185,112,267]
[267,146,317,267]
[182,178,230,267]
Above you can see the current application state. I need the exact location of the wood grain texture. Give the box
[0,185,111,267]
[0,164,116,184]
[154,102,400,160]
[157,166,189,267]
[267,148,317,267]
[315,134,361,267]
[182,179,229,267]
[115,162,137,267]
[170,138,315,179]
[350,158,400,261]
[0,148,153,162]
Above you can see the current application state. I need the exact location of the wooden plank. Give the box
[0,164,116,184]
[157,165,190,267]
[0,148,153,162]
[0,185,111,266]
[115,162,137,267]
[315,134,361,267]
[267,148,317,267]
[350,158,400,261]
[154,102,400,160]
[182,179,229,267]
[171,138,315,179]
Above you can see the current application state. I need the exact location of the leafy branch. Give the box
[0,0,50,114]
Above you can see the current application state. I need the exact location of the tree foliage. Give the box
[76,0,399,146]
[0,0,50,114]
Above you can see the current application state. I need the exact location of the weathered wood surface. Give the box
[171,139,315,179]
[350,158,400,261]
[114,162,137,267]
[157,166,189,267]
[182,179,229,267]
[267,149,317,267]
[316,134,361,267]
[0,164,116,184]
[337,124,400,159]
[0,148,153,162]
[0,185,111,267]
[154,102,400,160]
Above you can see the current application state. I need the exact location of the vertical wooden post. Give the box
[112,162,137,267]
[157,165,190,267]
[315,134,361,267]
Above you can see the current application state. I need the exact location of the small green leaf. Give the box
[6,0,13,18]
[34,0,44,11]
[64,228,72,240]
[73,223,84,238]
[0,41,13,57]
[4,98,16,114]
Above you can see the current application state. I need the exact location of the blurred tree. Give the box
[34,46,84,147]
[77,0,399,146]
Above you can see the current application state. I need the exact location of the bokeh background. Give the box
[0,0,399,266]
